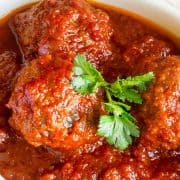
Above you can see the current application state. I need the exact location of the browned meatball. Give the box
[7,55,104,151]
[0,51,20,126]
[7,0,120,152]
[0,51,20,103]
[12,0,113,69]
[123,36,175,61]
[152,157,180,179]
[102,157,180,180]
[39,145,122,179]
[0,128,9,151]
[119,36,175,76]
[102,161,151,179]
[135,56,180,150]
[40,146,179,180]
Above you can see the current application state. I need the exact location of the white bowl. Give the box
[0,0,180,46]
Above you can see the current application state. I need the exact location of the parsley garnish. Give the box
[71,54,154,150]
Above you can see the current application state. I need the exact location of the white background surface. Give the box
[166,0,180,7]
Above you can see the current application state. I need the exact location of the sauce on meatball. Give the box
[0,0,179,179]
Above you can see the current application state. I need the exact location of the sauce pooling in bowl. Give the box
[0,0,179,179]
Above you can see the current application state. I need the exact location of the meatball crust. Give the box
[39,146,179,180]
[12,0,113,69]
[39,145,123,179]
[102,157,180,180]
[119,36,175,76]
[136,56,180,150]
[7,55,104,151]
[0,51,20,102]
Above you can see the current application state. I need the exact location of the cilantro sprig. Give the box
[71,54,154,150]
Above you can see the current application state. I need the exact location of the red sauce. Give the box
[0,1,179,179]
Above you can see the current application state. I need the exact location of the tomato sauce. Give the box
[0,1,179,179]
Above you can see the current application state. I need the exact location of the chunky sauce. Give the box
[0,1,179,179]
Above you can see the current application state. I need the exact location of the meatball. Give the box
[0,51,20,103]
[123,36,175,61]
[119,36,175,76]
[7,55,104,151]
[42,154,105,179]
[102,157,180,180]
[12,0,113,69]
[109,11,157,47]
[102,161,151,180]
[152,157,180,179]
[135,56,180,150]
[39,145,122,179]
[40,146,179,180]
[0,128,9,145]
[0,51,20,126]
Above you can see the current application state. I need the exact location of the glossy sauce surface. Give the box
[0,1,179,179]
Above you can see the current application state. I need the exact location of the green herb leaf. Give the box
[71,54,107,94]
[98,104,140,150]
[110,72,154,104]
[71,54,154,150]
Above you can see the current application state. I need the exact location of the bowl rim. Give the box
[0,0,180,46]
[93,0,180,46]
